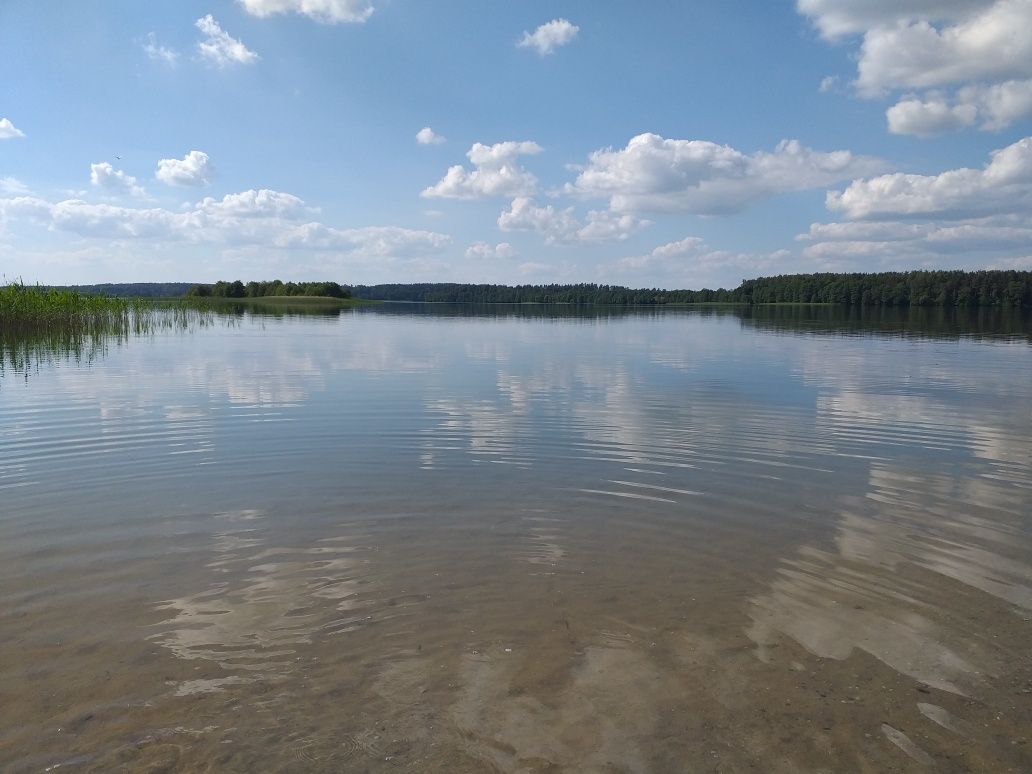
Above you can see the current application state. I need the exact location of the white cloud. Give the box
[518,18,579,56]
[465,241,517,259]
[498,197,576,242]
[422,141,542,199]
[0,118,25,140]
[566,133,884,215]
[416,126,446,145]
[888,80,1032,136]
[886,95,978,136]
[958,79,1032,130]
[799,220,935,242]
[819,75,840,93]
[827,136,1032,219]
[799,220,1032,264]
[238,0,374,24]
[273,223,450,255]
[799,215,1032,255]
[797,0,994,40]
[156,150,216,187]
[498,197,648,245]
[195,15,259,67]
[0,189,450,260]
[615,236,708,270]
[143,33,179,66]
[576,209,650,242]
[608,236,792,287]
[802,137,1032,267]
[0,177,29,195]
[804,0,1032,133]
[854,0,1032,97]
[90,162,146,197]
[196,189,307,218]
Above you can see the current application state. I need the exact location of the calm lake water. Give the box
[2,305,1031,772]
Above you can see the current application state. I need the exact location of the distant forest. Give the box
[57,282,196,298]
[65,271,1032,307]
[351,271,1032,307]
[186,280,350,299]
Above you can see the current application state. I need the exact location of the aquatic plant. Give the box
[0,282,216,377]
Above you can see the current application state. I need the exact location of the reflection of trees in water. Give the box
[736,304,1032,341]
[3,304,1028,379]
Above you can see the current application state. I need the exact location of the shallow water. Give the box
[1,305,1031,772]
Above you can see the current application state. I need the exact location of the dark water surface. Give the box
[2,305,1031,772]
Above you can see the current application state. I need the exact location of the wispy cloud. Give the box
[143,32,179,66]
[196,15,259,68]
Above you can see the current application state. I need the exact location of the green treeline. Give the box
[56,282,196,298]
[351,271,1032,307]
[187,280,351,299]
[349,283,736,304]
[737,271,1031,307]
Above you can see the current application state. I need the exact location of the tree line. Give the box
[349,271,1032,307]
[187,280,350,299]
[348,283,737,304]
[74,271,1031,307]
[736,271,1031,307]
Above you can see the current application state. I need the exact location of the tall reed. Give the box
[0,283,215,376]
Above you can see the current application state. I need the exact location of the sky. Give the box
[1,0,1031,289]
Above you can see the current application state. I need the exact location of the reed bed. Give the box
[0,283,216,375]
[0,282,138,330]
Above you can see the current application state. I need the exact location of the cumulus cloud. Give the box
[196,15,258,67]
[465,241,517,259]
[422,141,542,199]
[827,136,1032,219]
[416,126,446,145]
[802,0,1032,133]
[518,18,579,56]
[90,162,146,197]
[143,33,179,66]
[886,95,977,136]
[854,0,1032,96]
[0,189,450,260]
[498,197,649,245]
[0,177,29,195]
[797,0,994,40]
[802,137,1032,266]
[887,80,1032,136]
[238,0,374,24]
[156,150,215,187]
[963,79,1032,130]
[0,118,25,140]
[566,133,884,214]
[196,188,307,218]
[497,197,576,242]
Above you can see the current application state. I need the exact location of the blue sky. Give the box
[1,0,1030,288]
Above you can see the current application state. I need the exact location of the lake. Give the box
[2,304,1031,772]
